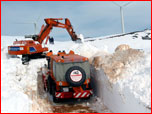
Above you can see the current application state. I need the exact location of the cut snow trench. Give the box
[1,30,151,113]
[72,42,151,113]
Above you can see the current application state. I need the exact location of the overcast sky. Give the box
[1,1,151,41]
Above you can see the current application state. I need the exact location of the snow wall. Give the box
[71,35,151,113]
[91,68,151,113]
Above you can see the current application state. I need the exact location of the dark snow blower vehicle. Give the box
[41,50,93,103]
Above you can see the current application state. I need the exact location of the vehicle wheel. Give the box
[52,85,59,103]
[22,61,29,65]
[53,94,59,103]
[65,66,86,87]
[47,76,52,94]
[22,55,30,65]
[84,96,91,100]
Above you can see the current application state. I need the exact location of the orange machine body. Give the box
[46,50,89,86]
[47,50,88,64]
[42,51,92,101]
[8,40,48,55]
[8,18,79,57]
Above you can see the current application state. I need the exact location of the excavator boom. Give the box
[35,18,78,44]
[8,18,80,64]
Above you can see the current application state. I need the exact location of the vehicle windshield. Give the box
[53,61,90,81]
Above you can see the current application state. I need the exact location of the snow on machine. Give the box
[41,50,93,102]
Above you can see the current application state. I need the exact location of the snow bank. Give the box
[1,45,52,112]
[117,52,151,107]
[2,90,30,113]
[1,48,31,113]
[89,46,151,113]
[70,30,151,113]
[91,47,144,83]
[91,69,151,113]
[87,30,151,53]
[71,42,99,58]
[1,29,151,113]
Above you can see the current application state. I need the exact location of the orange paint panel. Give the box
[8,41,48,55]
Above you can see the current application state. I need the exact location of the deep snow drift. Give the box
[1,29,151,113]
[90,48,151,112]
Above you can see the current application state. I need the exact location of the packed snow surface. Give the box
[1,29,151,113]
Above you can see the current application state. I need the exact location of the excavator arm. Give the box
[35,18,79,44]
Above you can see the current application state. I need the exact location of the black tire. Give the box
[65,66,86,87]
[47,76,53,94]
[47,77,59,103]
[22,55,30,65]
[22,61,29,65]
[52,84,59,103]
[84,96,91,100]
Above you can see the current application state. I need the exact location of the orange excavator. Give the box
[8,18,79,64]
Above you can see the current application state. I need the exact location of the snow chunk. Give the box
[77,34,84,43]
[71,42,99,59]
[91,45,144,83]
